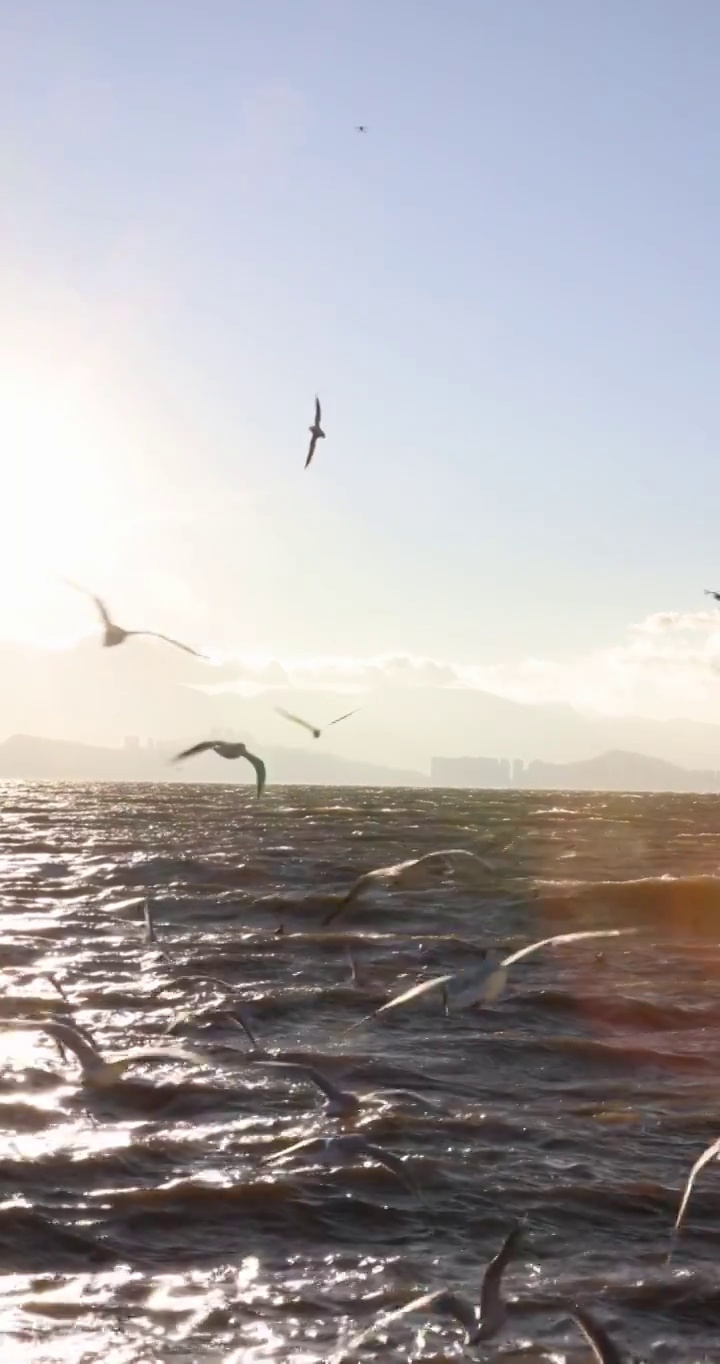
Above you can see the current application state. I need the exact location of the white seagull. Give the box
[274,706,360,740]
[63,580,205,658]
[322,848,496,927]
[171,740,266,796]
[305,395,325,469]
[9,1020,204,1087]
[568,1305,626,1364]
[335,1223,524,1358]
[667,1133,720,1260]
[265,1133,416,1192]
[351,928,638,1026]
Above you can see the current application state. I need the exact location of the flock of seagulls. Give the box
[12,861,715,1363]
[46,424,717,1359]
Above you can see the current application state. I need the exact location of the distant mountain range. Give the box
[0,733,423,787]
[0,734,718,792]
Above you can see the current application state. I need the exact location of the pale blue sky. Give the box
[2,0,720,753]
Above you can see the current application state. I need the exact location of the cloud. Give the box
[201,610,720,723]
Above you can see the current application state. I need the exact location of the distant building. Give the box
[512,758,525,786]
[431,756,510,788]
[123,736,140,751]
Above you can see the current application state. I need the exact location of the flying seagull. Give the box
[305,396,325,469]
[274,706,360,740]
[265,1133,416,1192]
[356,125,367,132]
[9,1020,202,1088]
[63,580,205,658]
[322,848,496,928]
[350,928,638,1025]
[336,1224,524,1358]
[704,589,720,603]
[171,741,266,796]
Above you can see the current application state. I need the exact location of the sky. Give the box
[3,0,720,768]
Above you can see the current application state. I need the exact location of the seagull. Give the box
[265,1133,415,1192]
[704,589,720,603]
[259,1060,440,1117]
[171,741,266,796]
[305,396,325,469]
[322,848,496,927]
[356,125,367,132]
[568,1305,626,1364]
[7,1021,203,1088]
[63,580,205,658]
[336,1223,524,1358]
[667,1133,720,1260]
[351,928,638,1026]
[274,706,360,740]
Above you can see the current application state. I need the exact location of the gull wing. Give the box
[478,1222,524,1327]
[63,579,113,628]
[339,1289,446,1356]
[34,1020,105,1069]
[172,741,217,763]
[243,749,266,797]
[669,1134,720,1253]
[265,1136,323,1165]
[275,707,317,735]
[304,431,318,469]
[129,630,206,659]
[501,927,637,970]
[355,1139,416,1191]
[327,708,360,728]
[260,1060,350,1106]
[354,973,456,1026]
[569,1305,626,1364]
[314,395,322,425]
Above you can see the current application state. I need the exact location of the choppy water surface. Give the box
[1,782,720,1362]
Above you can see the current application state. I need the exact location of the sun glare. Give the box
[0,369,132,642]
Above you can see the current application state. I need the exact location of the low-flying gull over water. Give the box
[322,848,497,927]
[258,1060,440,1117]
[274,706,360,739]
[335,1223,524,1358]
[63,580,205,657]
[9,1020,202,1088]
[171,740,266,796]
[352,928,638,1025]
[265,1133,415,1191]
[567,1305,626,1364]
[305,395,325,469]
[667,1133,720,1259]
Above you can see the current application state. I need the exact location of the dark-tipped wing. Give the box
[704,589,720,600]
[243,749,266,797]
[314,395,322,425]
[327,708,360,728]
[130,630,206,659]
[275,707,317,735]
[172,741,217,763]
[63,579,113,628]
[304,431,318,469]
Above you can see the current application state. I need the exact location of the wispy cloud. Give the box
[202,610,720,722]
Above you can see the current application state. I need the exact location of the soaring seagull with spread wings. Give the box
[274,706,360,740]
[704,588,720,603]
[305,396,325,469]
[64,580,205,658]
[171,741,266,796]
